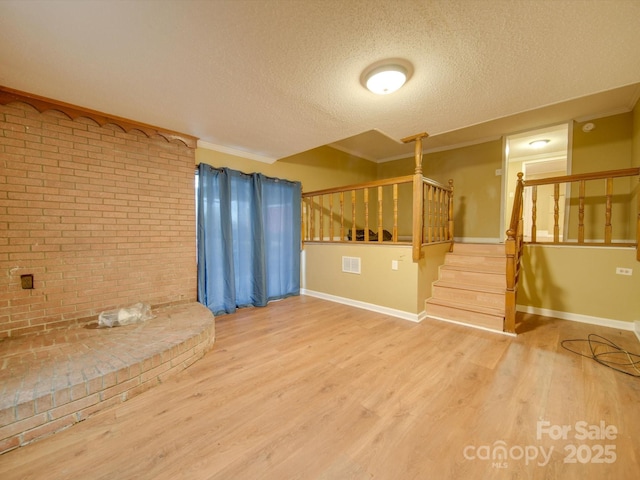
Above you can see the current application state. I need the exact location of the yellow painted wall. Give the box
[303,242,449,315]
[196,145,377,192]
[571,113,634,240]
[518,245,640,323]
[303,244,418,313]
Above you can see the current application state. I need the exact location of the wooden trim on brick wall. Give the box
[0,85,198,149]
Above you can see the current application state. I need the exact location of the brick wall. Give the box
[0,102,197,338]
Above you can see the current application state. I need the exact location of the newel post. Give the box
[504,230,517,334]
[402,132,429,262]
[504,172,524,334]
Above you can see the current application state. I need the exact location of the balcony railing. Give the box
[301,132,454,261]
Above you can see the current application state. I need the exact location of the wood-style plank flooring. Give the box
[1,295,639,479]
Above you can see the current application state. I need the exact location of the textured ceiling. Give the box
[1,0,639,163]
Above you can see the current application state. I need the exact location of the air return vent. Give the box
[342,256,361,274]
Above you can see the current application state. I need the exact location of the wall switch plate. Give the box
[616,267,632,276]
[495,168,503,176]
[391,260,398,270]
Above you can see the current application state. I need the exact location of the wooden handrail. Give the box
[524,167,640,186]
[301,175,413,198]
[507,172,525,240]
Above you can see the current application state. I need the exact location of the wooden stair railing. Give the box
[301,132,454,262]
[524,167,640,246]
[301,175,413,243]
[505,167,640,333]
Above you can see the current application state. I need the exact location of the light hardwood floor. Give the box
[1,295,639,479]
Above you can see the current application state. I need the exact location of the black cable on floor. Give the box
[561,334,640,378]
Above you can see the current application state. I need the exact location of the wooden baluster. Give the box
[428,184,434,243]
[437,187,441,241]
[377,185,383,242]
[438,188,445,242]
[531,185,537,243]
[448,179,454,247]
[553,183,560,243]
[351,190,356,242]
[433,187,438,242]
[578,180,585,244]
[339,192,344,241]
[329,193,334,242]
[364,188,370,241]
[434,187,440,241]
[301,197,307,245]
[605,177,613,244]
[319,194,324,241]
[423,184,428,243]
[393,183,398,242]
[310,196,315,241]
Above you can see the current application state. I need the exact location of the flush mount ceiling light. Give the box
[361,59,413,95]
[529,139,550,149]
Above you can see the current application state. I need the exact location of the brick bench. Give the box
[0,302,215,454]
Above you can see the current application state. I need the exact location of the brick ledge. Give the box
[0,302,215,454]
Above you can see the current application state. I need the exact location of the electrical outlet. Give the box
[616,267,632,276]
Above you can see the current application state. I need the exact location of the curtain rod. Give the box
[195,163,301,186]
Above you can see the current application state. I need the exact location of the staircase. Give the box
[425,243,506,333]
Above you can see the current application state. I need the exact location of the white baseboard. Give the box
[517,305,637,332]
[300,290,639,343]
[423,314,516,337]
[301,289,423,323]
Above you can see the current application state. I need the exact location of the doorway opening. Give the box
[503,124,570,241]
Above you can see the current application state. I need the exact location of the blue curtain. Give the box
[197,164,301,315]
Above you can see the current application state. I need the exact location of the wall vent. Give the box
[342,256,361,274]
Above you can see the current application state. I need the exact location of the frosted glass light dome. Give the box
[365,65,407,95]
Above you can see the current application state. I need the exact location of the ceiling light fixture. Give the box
[529,139,550,149]
[365,65,407,95]
[361,59,413,95]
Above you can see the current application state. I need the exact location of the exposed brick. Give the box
[101,377,140,401]
[48,393,100,421]
[21,414,77,444]
[0,413,48,440]
[0,435,20,454]
[1,101,195,337]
